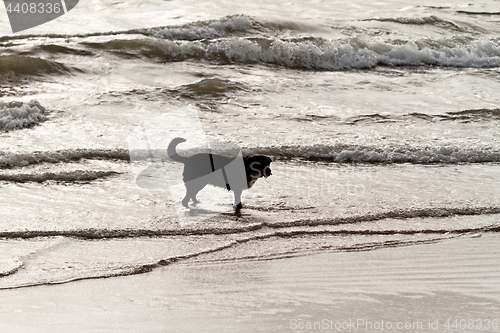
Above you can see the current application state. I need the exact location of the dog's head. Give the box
[245,155,272,179]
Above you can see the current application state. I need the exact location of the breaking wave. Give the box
[0,149,129,169]
[0,170,121,183]
[4,15,499,70]
[250,144,500,163]
[0,100,47,131]
[81,35,500,69]
[2,142,498,168]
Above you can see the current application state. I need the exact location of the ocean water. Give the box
[0,0,499,306]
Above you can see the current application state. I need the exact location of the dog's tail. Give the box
[167,137,188,163]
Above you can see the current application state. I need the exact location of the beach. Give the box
[1,0,500,331]
[1,234,499,333]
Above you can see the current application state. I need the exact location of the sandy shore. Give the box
[1,234,499,333]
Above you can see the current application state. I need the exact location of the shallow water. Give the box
[0,234,498,333]
[0,0,499,311]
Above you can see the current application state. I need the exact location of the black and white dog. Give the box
[167,137,272,209]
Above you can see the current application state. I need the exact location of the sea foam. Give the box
[106,35,500,69]
[174,36,500,69]
[0,100,47,131]
[249,144,500,164]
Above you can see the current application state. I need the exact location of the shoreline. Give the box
[1,234,498,333]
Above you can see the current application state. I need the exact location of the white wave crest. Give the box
[249,144,500,163]
[153,36,500,69]
[0,100,47,131]
[1,144,497,170]
[0,170,120,183]
[0,149,129,169]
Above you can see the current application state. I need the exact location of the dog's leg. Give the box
[184,181,206,207]
[182,193,190,207]
[233,189,243,210]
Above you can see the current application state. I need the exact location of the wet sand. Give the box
[1,234,498,333]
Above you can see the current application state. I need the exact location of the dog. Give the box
[167,137,272,209]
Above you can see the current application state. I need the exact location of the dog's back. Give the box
[168,138,238,182]
[181,153,235,182]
